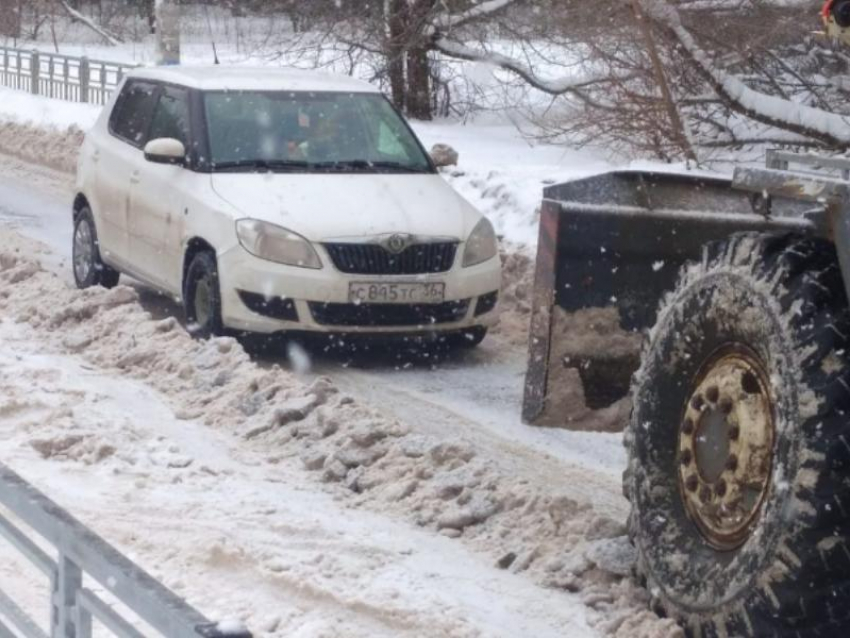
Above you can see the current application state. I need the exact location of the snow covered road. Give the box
[0,319,601,638]
[0,146,680,637]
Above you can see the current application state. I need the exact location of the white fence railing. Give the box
[0,462,252,638]
[0,47,135,105]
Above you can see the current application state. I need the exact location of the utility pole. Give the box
[155,0,181,66]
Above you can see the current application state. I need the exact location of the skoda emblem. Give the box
[385,234,411,254]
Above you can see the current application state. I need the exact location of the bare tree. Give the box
[0,0,23,39]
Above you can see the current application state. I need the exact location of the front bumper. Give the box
[217,244,502,335]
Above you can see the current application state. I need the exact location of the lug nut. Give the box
[699,486,712,503]
[706,385,720,403]
[685,475,699,492]
[726,454,738,471]
[729,425,740,441]
[691,394,704,410]
[719,397,734,414]
[680,449,692,466]
[716,479,727,497]
[682,418,694,435]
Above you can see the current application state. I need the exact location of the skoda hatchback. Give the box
[72,67,501,346]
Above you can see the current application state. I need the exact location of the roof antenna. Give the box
[203,2,220,65]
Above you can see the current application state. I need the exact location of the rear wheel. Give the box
[72,207,119,289]
[626,233,850,636]
[184,251,224,339]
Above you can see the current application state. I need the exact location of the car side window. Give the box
[110,80,159,148]
[148,86,191,147]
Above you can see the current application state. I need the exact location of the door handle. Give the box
[129,171,140,185]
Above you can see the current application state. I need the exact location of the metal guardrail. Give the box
[0,47,135,105]
[0,462,252,638]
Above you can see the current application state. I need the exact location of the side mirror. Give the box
[144,138,186,165]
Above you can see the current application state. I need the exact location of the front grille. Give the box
[324,242,458,275]
[309,300,470,327]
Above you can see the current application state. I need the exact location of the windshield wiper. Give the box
[211,159,312,172]
[312,160,429,173]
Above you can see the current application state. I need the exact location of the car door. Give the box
[96,80,159,271]
[128,84,192,294]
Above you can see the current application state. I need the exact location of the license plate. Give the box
[348,282,445,304]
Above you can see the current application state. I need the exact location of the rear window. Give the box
[110,81,159,147]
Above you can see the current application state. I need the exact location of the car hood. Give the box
[209,173,481,242]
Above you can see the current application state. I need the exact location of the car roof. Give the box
[125,66,381,94]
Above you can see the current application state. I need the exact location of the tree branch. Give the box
[430,37,618,96]
[431,0,520,32]
[643,0,850,147]
[56,0,123,46]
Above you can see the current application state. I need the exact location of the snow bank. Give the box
[543,307,641,432]
[0,120,84,174]
[0,89,94,173]
[0,89,101,130]
[415,121,613,247]
[0,228,681,638]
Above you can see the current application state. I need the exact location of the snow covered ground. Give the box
[0,66,685,636]
[0,294,599,638]
[0,223,681,637]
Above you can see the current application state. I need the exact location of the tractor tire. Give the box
[625,233,850,637]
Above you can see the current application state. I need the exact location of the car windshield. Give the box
[203,91,432,173]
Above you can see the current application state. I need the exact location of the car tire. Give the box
[184,251,225,339]
[625,233,850,636]
[72,207,120,289]
[449,326,488,349]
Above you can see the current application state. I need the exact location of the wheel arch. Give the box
[72,193,90,221]
[182,237,217,294]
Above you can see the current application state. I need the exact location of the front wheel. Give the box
[626,234,850,636]
[72,207,120,289]
[184,251,224,339]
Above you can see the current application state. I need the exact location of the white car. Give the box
[72,66,501,347]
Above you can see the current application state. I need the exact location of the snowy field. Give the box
[0,25,689,637]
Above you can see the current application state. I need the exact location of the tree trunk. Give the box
[0,0,20,38]
[386,0,407,111]
[155,0,181,65]
[144,0,156,34]
[406,45,432,120]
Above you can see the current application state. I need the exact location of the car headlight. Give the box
[235,219,322,269]
[463,218,498,267]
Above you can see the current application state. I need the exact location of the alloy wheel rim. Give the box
[193,276,213,328]
[73,219,94,283]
